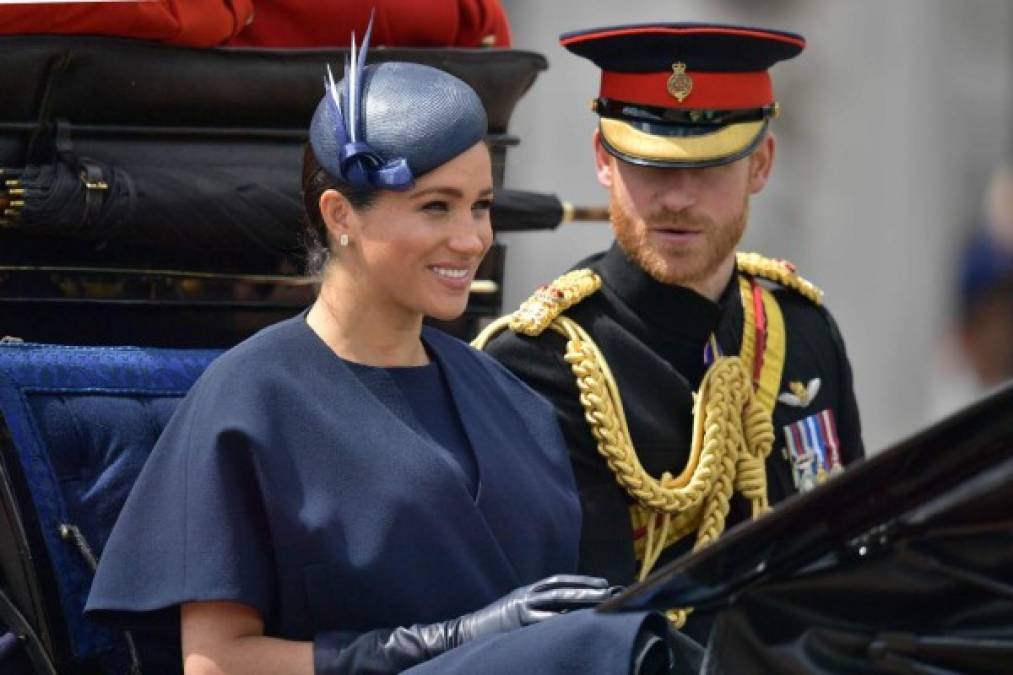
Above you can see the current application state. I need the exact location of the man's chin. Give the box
[644,267,707,287]
[628,248,706,285]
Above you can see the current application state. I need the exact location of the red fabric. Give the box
[227,0,511,48]
[600,70,773,109]
[751,280,767,382]
[0,1,254,47]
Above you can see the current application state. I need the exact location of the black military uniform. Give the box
[480,23,864,640]
[485,244,863,581]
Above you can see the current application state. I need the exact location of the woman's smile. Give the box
[429,263,475,290]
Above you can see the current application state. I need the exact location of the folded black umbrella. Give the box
[1,156,607,256]
[601,383,1013,674]
[490,189,609,232]
[2,157,303,257]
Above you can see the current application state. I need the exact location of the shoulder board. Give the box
[736,251,823,305]
[509,268,602,336]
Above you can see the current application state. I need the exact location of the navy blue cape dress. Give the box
[85,315,654,673]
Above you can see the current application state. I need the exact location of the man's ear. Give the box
[319,189,354,246]
[593,129,614,189]
[747,133,776,195]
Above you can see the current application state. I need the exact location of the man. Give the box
[478,22,864,636]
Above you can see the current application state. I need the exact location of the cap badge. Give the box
[667,62,693,102]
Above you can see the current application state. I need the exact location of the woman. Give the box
[86,25,672,675]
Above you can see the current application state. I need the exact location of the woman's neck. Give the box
[306,265,428,367]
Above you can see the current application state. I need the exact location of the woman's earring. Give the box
[339,233,349,248]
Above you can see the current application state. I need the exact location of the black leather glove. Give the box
[446,573,619,644]
[315,574,618,675]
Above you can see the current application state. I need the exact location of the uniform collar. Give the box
[593,242,737,340]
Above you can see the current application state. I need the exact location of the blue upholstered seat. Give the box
[0,342,221,674]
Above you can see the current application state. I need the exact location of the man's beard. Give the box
[610,190,749,287]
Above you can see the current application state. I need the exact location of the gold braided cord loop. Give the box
[736,251,823,305]
[471,314,513,351]
[738,398,775,517]
[559,320,722,514]
[629,279,784,561]
[550,315,775,581]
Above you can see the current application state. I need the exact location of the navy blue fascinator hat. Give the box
[309,20,488,190]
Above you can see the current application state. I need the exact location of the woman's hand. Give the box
[182,602,313,675]
[316,574,620,675]
[446,574,620,645]
[182,576,618,674]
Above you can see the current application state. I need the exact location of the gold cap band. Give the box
[599,118,766,165]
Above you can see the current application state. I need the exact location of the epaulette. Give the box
[509,269,602,336]
[736,252,823,305]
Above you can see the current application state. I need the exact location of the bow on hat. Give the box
[323,14,414,190]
